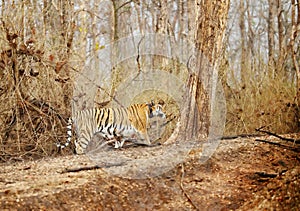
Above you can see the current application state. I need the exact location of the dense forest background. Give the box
[0,0,299,161]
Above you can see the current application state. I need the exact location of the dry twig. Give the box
[179,163,198,210]
[61,162,126,174]
[255,126,300,144]
[255,139,300,152]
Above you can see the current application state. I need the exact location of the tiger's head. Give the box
[147,100,166,119]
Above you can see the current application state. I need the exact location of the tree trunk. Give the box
[291,0,300,114]
[239,0,247,85]
[268,0,276,76]
[276,0,285,73]
[181,0,230,140]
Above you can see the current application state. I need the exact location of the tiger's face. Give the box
[148,100,166,119]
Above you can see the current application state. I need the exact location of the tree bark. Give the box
[181,0,230,140]
[239,0,247,84]
[276,0,285,73]
[268,0,276,75]
[291,0,300,111]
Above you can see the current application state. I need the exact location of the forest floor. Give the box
[0,135,299,210]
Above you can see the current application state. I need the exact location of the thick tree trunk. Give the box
[181,0,230,140]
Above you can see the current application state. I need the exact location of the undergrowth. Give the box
[224,68,298,136]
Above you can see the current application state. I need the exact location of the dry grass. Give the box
[0,2,76,161]
[224,68,298,136]
[0,47,73,161]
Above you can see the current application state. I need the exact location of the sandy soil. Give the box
[0,135,299,210]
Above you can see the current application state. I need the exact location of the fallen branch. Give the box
[221,133,262,140]
[61,162,126,174]
[255,139,300,152]
[61,165,102,173]
[255,171,277,178]
[255,127,300,144]
[180,163,198,210]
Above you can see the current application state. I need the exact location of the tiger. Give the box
[57,100,166,154]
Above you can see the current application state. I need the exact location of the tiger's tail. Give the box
[56,118,73,150]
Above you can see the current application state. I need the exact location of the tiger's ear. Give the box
[146,100,154,108]
[158,99,165,106]
[150,100,155,106]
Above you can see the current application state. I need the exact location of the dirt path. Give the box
[0,136,299,210]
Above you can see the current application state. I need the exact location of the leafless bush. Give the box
[0,1,75,161]
[224,67,298,135]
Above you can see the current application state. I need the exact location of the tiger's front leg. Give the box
[114,139,126,148]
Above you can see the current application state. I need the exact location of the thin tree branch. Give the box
[116,0,134,12]
[179,163,198,210]
[136,35,144,73]
[61,162,126,173]
[255,127,300,144]
[255,139,300,152]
